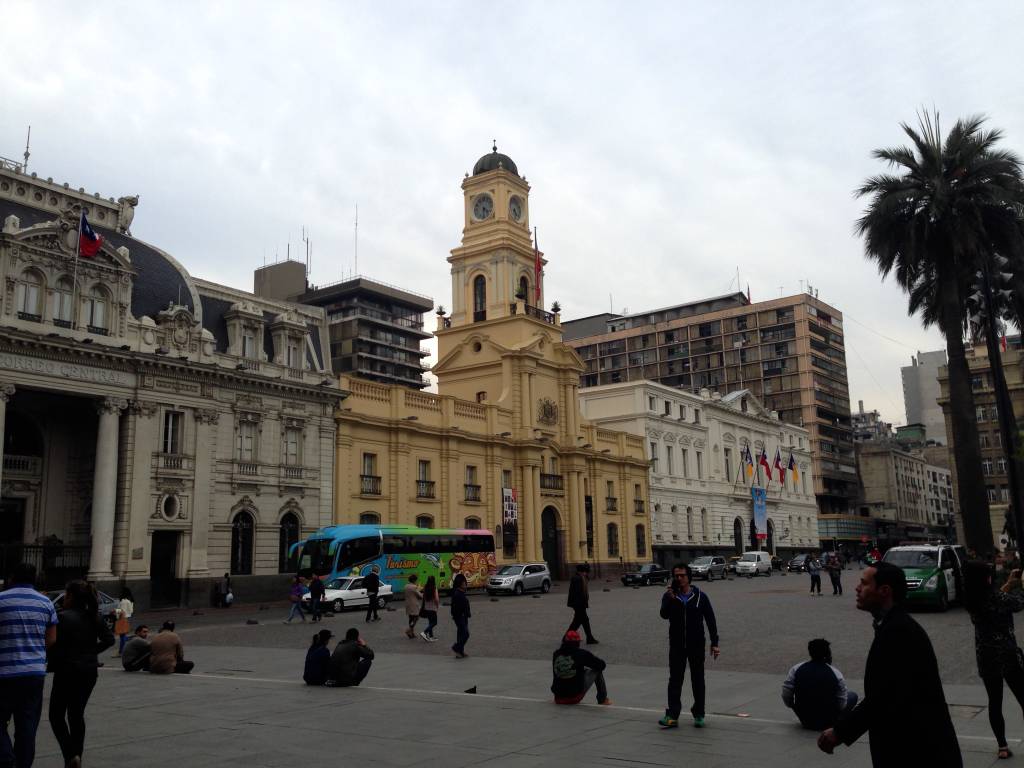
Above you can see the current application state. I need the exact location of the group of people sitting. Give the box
[121,621,195,674]
[303,628,374,687]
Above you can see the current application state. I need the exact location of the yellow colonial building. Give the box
[334,147,651,576]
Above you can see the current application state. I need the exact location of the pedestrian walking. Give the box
[304,629,333,686]
[827,554,843,596]
[808,553,823,595]
[658,563,719,729]
[113,587,134,656]
[964,560,1024,760]
[551,630,612,706]
[308,574,325,623]
[404,574,423,639]
[364,569,381,622]
[781,638,857,730]
[219,573,233,608]
[0,563,58,768]
[817,562,961,766]
[285,576,307,624]
[567,563,599,644]
[450,573,471,658]
[48,580,115,768]
[419,575,439,642]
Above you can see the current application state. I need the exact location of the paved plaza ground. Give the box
[25,569,1018,766]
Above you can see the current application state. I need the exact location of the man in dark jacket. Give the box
[818,562,962,766]
[659,563,719,729]
[364,570,381,623]
[451,573,471,658]
[327,628,374,686]
[567,563,598,644]
[782,638,857,730]
[551,630,612,705]
[308,575,326,623]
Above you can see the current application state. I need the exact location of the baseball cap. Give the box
[563,630,582,644]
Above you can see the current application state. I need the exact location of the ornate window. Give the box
[607,523,619,557]
[53,277,74,324]
[283,427,302,466]
[473,275,487,322]
[359,512,380,525]
[85,285,110,332]
[518,275,529,302]
[230,510,255,575]
[16,269,43,319]
[635,524,646,557]
[278,512,301,573]
[464,516,481,529]
[416,514,433,529]
[686,507,693,540]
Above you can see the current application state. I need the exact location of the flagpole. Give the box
[71,211,83,328]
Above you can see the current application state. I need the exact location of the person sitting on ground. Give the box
[782,638,857,730]
[303,629,333,686]
[148,621,195,674]
[121,625,152,672]
[327,628,374,687]
[551,629,612,706]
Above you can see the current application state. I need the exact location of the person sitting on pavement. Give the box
[304,629,333,686]
[148,621,195,675]
[551,630,612,706]
[327,628,374,687]
[782,638,857,730]
[121,625,152,672]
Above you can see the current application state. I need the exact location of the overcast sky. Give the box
[4,2,1023,424]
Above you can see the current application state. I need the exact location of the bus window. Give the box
[299,539,338,574]
[338,536,381,570]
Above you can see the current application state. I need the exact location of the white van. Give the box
[734,551,772,577]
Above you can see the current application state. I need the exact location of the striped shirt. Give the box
[0,584,58,678]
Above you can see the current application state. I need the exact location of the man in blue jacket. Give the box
[659,563,719,729]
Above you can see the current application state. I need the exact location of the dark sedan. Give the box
[621,563,669,586]
[787,554,809,573]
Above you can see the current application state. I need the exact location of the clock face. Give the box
[509,196,523,222]
[472,194,493,221]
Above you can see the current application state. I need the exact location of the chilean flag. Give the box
[758,447,772,484]
[79,211,103,258]
[773,448,786,483]
[533,227,542,303]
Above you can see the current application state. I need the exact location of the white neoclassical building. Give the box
[0,164,343,607]
[579,380,819,561]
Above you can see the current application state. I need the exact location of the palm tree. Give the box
[856,112,1024,557]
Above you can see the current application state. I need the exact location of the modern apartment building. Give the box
[563,292,856,515]
[901,350,948,445]
[254,261,433,389]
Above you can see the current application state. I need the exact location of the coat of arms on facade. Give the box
[537,398,558,425]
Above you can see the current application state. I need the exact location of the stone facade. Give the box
[578,381,817,561]
[0,167,343,606]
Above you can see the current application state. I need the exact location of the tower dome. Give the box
[472,142,519,176]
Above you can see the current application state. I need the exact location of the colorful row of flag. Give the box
[739,444,799,486]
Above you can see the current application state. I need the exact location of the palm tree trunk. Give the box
[939,262,994,556]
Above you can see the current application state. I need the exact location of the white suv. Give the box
[734,551,772,577]
[487,563,551,595]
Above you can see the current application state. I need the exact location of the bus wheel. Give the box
[332,599,345,613]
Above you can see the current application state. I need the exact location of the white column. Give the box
[189,408,219,577]
[0,384,14,495]
[88,397,127,580]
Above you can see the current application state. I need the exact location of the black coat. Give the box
[567,574,588,610]
[659,586,718,649]
[835,607,961,767]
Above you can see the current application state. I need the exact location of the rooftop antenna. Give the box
[302,226,310,278]
[354,204,359,276]
[23,126,31,172]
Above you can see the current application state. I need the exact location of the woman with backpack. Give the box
[49,580,115,768]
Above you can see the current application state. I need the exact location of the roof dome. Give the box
[472,143,519,176]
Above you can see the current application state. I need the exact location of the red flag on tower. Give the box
[758,447,772,484]
[773,448,786,483]
[533,227,542,303]
[78,211,103,258]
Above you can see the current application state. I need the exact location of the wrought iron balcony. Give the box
[360,474,382,495]
[464,483,482,502]
[540,473,564,491]
[634,499,646,515]
[605,496,618,512]
[416,480,436,499]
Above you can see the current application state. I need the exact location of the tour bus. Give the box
[293,524,496,592]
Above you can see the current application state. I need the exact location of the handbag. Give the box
[114,616,130,635]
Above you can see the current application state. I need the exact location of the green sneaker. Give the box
[658,715,679,729]
[693,716,705,728]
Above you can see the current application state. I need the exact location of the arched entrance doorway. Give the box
[733,518,743,554]
[541,507,562,578]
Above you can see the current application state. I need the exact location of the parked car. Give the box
[771,555,784,572]
[621,563,670,586]
[48,589,119,630]
[689,556,727,581]
[726,556,742,574]
[788,554,809,573]
[487,563,551,595]
[734,551,773,577]
[882,545,964,611]
[302,577,393,613]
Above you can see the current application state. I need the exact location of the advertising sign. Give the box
[502,487,518,550]
[751,486,768,540]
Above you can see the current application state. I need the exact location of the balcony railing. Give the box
[53,318,73,329]
[0,543,90,590]
[3,454,41,476]
[361,474,382,495]
[540,473,564,491]
[237,462,259,476]
[509,302,555,324]
[86,325,109,336]
[464,483,482,502]
[16,311,41,323]
[606,496,618,512]
[634,499,646,515]
[283,466,304,480]
[416,480,436,499]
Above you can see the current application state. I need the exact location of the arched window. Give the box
[701,508,708,541]
[85,285,109,332]
[53,277,74,325]
[607,523,619,557]
[359,512,380,525]
[473,275,487,322]
[16,270,43,319]
[416,514,433,529]
[518,275,530,303]
[464,516,481,529]
[278,512,300,573]
[686,507,693,540]
[635,524,646,557]
[231,511,255,575]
